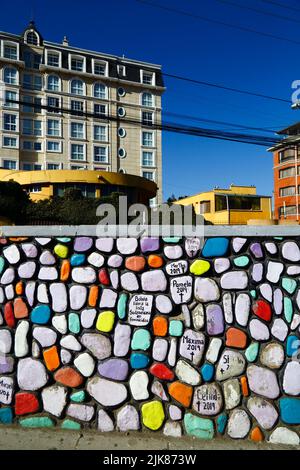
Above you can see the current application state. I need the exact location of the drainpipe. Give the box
[226,195,230,225]
[295,146,299,221]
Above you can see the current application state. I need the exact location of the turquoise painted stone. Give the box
[274,237,283,240]
[250,290,257,299]
[286,335,300,357]
[31,305,51,324]
[169,320,183,337]
[131,329,151,350]
[69,313,80,334]
[130,353,150,369]
[284,297,293,323]
[0,257,5,275]
[202,238,229,258]
[70,391,85,403]
[217,413,227,434]
[0,407,13,424]
[70,254,86,267]
[117,293,127,320]
[20,417,54,428]
[201,363,214,382]
[245,342,259,362]
[282,278,297,294]
[56,238,71,243]
[61,419,81,430]
[234,256,250,267]
[280,398,300,424]
[163,237,181,243]
[184,413,214,439]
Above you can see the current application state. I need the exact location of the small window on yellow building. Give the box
[200,200,211,214]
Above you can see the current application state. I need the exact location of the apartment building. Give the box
[0,21,164,204]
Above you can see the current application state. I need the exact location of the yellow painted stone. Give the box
[54,244,69,259]
[190,260,210,276]
[141,401,165,431]
[96,311,115,332]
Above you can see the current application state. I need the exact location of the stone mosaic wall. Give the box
[0,234,300,445]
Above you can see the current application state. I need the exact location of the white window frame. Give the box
[141,130,155,148]
[46,140,62,153]
[93,144,109,164]
[47,95,61,114]
[1,159,18,170]
[3,112,18,132]
[2,41,19,61]
[70,98,85,115]
[69,54,86,73]
[93,102,108,118]
[2,135,18,148]
[22,140,43,152]
[46,162,61,170]
[3,66,18,85]
[141,91,155,107]
[47,118,62,137]
[4,89,19,109]
[70,78,85,96]
[47,74,61,92]
[141,150,156,168]
[117,65,126,77]
[70,121,86,140]
[93,82,108,100]
[22,119,43,137]
[24,30,40,46]
[45,49,62,68]
[92,59,108,77]
[141,110,154,126]
[141,170,156,182]
[70,143,86,161]
[140,70,155,86]
[93,124,108,142]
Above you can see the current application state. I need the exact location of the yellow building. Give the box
[0,169,157,205]
[174,185,272,225]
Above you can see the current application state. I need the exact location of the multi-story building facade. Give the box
[269,123,300,221]
[0,21,164,204]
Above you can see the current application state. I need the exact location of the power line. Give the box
[260,0,300,14]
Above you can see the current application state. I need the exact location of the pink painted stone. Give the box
[74,237,93,252]
[140,237,160,253]
[247,397,278,430]
[247,365,280,399]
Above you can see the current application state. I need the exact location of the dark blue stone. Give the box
[0,407,13,424]
[130,353,150,369]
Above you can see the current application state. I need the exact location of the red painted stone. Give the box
[4,302,15,328]
[149,363,175,381]
[252,300,272,322]
[15,392,39,415]
[98,268,110,286]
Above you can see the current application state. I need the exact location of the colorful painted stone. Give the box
[31,305,51,325]
[96,311,115,333]
[141,401,165,430]
[202,238,229,258]
[184,413,214,439]
[131,329,151,351]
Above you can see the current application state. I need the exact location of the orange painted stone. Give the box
[148,255,164,268]
[251,426,264,442]
[4,302,15,328]
[150,363,174,381]
[60,260,71,282]
[15,282,24,296]
[168,382,193,408]
[153,316,168,337]
[225,327,248,349]
[8,237,28,242]
[125,256,146,272]
[14,298,28,319]
[43,346,60,371]
[15,392,39,415]
[54,366,84,388]
[88,286,99,307]
[240,376,249,397]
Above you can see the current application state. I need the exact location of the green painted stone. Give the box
[54,244,69,259]
[245,342,259,362]
[282,277,297,295]
[56,238,71,243]
[70,391,85,403]
[284,297,293,324]
[0,257,5,275]
[61,419,81,430]
[274,237,283,240]
[117,293,128,320]
[131,329,151,350]
[162,237,181,243]
[169,320,183,337]
[233,256,250,267]
[250,290,257,299]
[69,313,80,334]
[184,413,214,439]
[19,417,54,428]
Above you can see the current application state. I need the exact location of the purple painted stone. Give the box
[0,355,14,374]
[74,237,93,252]
[250,243,263,259]
[98,359,129,381]
[140,237,160,253]
[206,304,224,335]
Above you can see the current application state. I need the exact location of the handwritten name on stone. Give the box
[179,329,205,365]
[170,276,193,304]
[128,295,153,326]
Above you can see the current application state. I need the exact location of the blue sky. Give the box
[2,0,300,201]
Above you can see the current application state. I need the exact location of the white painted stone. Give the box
[220,271,248,290]
[99,289,118,308]
[168,338,177,367]
[38,267,58,281]
[67,404,95,421]
[235,293,250,326]
[18,262,36,279]
[129,371,149,401]
[175,359,201,386]
[37,284,49,304]
[206,338,223,364]
[283,361,300,395]
[274,289,283,316]
[21,243,38,258]
[216,350,246,381]
[291,313,300,331]
[87,252,105,268]
[98,409,114,432]
[39,250,56,265]
[72,267,96,284]
[1,268,15,285]
[223,293,233,324]
[232,237,247,253]
[223,379,241,410]
[32,340,40,358]
[128,294,153,326]
[228,409,251,439]
[269,427,300,446]
[247,365,280,399]
[5,284,14,300]
[17,358,48,391]
[60,348,72,365]
[25,281,36,307]
[170,276,193,304]
[0,376,14,404]
[181,304,191,327]
[265,242,277,255]
[169,405,182,421]
[33,327,57,348]
[247,396,278,430]
[52,315,67,335]
[260,343,284,369]
[164,245,183,260]
[166,260,188,276]
[81,333,111,360]
[271,318,288,341]
[259,283,273,302]
[185,237,201,257]
[214,258,230,274]
[95,238,114,253]
[120,272,139,292]
[195,278,220,302]
[0,329,12,354]
[60,335,82,351]
[15,320,29,358]
[42,385,67,417]
[251,263,263,283]
[110,271,119,290]
[107,254,123,268]
[287,266,300,276]
[74,352,95,377]
[192,383,223,416]
[151,381,169,401]
[114,324,131,357]
[152,338,168,362]
[116,238,138,255]
[155,295,173,314]
[267,261,284,284]
[192,303,205,330]
[249,319,270,341]
[50,283,68,312]
[0,287,4,304]
[35,238,51,246]
[117,405,139,431]
[3,245,20,264]
[179,329,205,365]
[69,285,87,310]
[87,377,127,406]
[163,421,182,437]
[282,241,300,262]
[81,308,97,329]
[141,270,167,292]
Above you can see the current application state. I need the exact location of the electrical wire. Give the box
[260,0,300,14]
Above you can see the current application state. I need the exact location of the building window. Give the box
[70,122,84,139]
[3,136,17,148]
[47,75,60,91]
[117,65,126,77]
[118,148,126,159]
[24,51,41,69]
[118,87,126,97]
[3,114,17,131]
[47,52,60,67]
[279,167,296,178]
[141,71,154,85]
[93,60,107,76]
[118,127,126,138]
[47,119,60,137]
[279,205,298,216]
[279,148,296,163]
[118,107,126,117]
[22,141,42,151]
[94,83,107,99]
[47,96,60,113]
[28,184,42,193]
[47,141,61,152]
[142,151,154,167]
[70,79,84,96]
[47,163,60,170]
[4,67,17,84]
[70,56,84,72]
[94,125,107,142]
[4,44,18,60]
[142,131,154,147]
[2,160,17,170]
[23,74,42,91]
[280,186,296,197]
[142,171,154,181]
[141,92,154,107]
[34,164,42,170]
[25,31,39,46]
[23,119,42,136]
[71,100,84,116]
[23,163,32,171]
[94,146,108,163]
[23,96,42,113]
[4,91,18,108]
[200,201,211,214]
[142,111,153,126]
[71,144,84,160]
[94,103,107,117]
